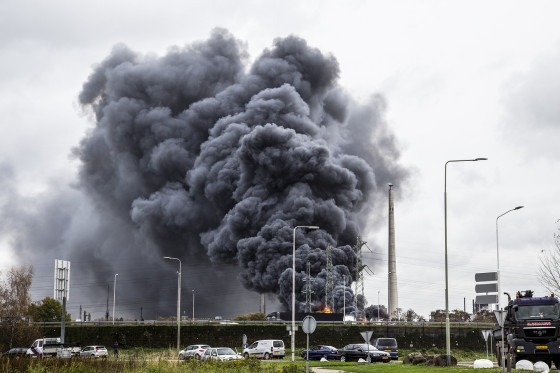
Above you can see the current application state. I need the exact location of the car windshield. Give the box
[515,304,560,319]
[217,348,236,355]
[377,339,397,346]
[357,344,378,351]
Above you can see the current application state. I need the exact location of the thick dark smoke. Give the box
[70,29,407,314]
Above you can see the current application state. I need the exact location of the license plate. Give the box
[537,346,548,350]
[274,351,279,354]
[385,350,391,352]
[383,356,389,359]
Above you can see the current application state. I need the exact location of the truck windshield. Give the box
[515,304,560,319]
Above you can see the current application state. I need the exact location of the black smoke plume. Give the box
[71,29,407,314]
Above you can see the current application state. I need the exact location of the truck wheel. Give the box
[264,352,270,360]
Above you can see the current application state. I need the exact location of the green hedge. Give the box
[27,323,489,352]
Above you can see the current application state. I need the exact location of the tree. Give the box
[430,309,471,322]
[539,220,560,295]
[233,313,266,321]
[28,297,72,322]
[0,265,39,350]
[404,308,426,322]
[0,265,34,321]
[472,309,496,323]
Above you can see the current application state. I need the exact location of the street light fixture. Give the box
[292,225,319,362]
[444,157,487,366]
[496,205,523,372]
[496,206,523,310]
[113,274,118,325]
[163,256,182,355]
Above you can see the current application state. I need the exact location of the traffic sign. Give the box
[494,310,507,326]
[360,331,373,343]
[302,316,316,334]
[481,330,491,341]
[475,283,498,293]
[475,272,497,282]
[476,294,499,305]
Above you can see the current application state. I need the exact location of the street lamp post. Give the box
[113,274,118,325]
[343,274,346,324]
[292,225,319,363]
[378,290,380,321]
[444,157,487,366]
[496,206,523,310]
[496,205,523,372]
[192,289,195,324]
[163,257,182,355]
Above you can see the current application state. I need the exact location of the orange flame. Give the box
[320,305,333,313]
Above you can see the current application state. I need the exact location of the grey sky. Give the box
[1,0,559,319]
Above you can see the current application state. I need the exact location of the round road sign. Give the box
[302,315,317,334]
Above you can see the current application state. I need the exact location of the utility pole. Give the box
[353,236,366,320]
[302,261,314,313]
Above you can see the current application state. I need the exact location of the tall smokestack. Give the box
[388,184,398,319]
[260,293,265,314]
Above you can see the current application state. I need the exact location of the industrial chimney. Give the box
[388,184,398,320]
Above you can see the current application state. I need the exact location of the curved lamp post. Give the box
[496,206,523,309]
[292,225,319,362]
[163,256,181,355]
[444,157,487,365]
[496,205,523,372]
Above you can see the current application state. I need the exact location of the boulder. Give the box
[473,359,494,369]
[403,352,425,365]
[534,361,550,372]
[515,359,533,371]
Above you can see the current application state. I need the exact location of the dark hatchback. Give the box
[336,344,390,363]
[300,345,338,360]
[2,348,27,358]
[372,338,398,360]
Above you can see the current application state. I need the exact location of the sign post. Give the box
[360,331,374,364]
[494,310,507,373]
[481,330,491,359]
[302,316,316,373]
[475,272,498,310]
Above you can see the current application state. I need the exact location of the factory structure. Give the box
[260,184,399,321]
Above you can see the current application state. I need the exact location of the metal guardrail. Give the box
[29,319,496,327]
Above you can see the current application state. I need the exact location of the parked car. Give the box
[242,340,285,359]
[2,348,27,358]
[79,346,108,358]
[336,344,390,363]
[300,345,338,360]
[178,344,210,360]
[201,347,242,361]
[372,338,398,360]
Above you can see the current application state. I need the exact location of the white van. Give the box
[242,339,285,359]
[26,338,63,356]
